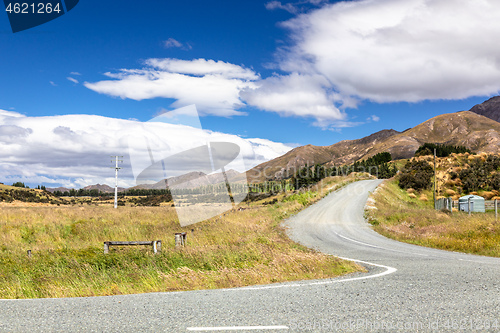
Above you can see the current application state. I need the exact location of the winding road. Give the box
[1,180,500,332]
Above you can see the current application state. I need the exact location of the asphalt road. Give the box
[1,180,500,332]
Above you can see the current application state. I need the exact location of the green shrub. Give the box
[398,159,434,190]
[459,156,500,192]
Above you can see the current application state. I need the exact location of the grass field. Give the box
[0,174,370,299]
[366,180,500,257]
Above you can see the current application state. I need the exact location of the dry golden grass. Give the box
[0,174,369,299]
[445,189,457,196]
[419,194,428,201]
[366,180,500,257]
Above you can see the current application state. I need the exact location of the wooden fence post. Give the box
[152,240,162,254]
[104,242,109,254]
[494,199,497,221]
[27,250,32,258]
[175,232,186,247]
[468,197,471,216]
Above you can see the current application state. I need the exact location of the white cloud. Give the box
[368,115,380,122]
[70,72,82,76]
[280,0,500,103]
[84,58,259,117]
[0,125,33,143]
[0,109,24,118]
[265,0,327,14]
[163,38,192,50]
[265,1,298,14]
[145,58,259,80]
[0,109,292,188]
[241,73,346,127]
[67,77,79,84]
[163,38,183,48]
[49,81,57,86]
[78,0,500,130]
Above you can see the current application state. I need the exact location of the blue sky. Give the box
[1,0,499,188]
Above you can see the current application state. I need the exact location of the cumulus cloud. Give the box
[79,0,500,130]
[0,109,292,188]
[280,0,500,103]
[84,58,259,117]
[0,125,33,143]
[241,73,347,127]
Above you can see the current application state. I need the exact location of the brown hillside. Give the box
[247,111,500,183]
[246,129,400,182]
[470,96,500,123]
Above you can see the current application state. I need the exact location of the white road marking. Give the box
[334,231,429,257]
[187,326,289,331]
[230,254,397,291]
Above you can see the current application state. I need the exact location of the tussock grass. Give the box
[367,180,500,257]
[0,174,369,299]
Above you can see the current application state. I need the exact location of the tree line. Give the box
[52,188,171,197]
[415,143,471,158]
[291,152,397,189]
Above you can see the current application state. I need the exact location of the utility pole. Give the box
[111,156,123,209]
[433,148,437,208]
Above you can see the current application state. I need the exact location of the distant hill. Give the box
[130,169,245,190]
[247,111,500,183]
[83,184,125,193]
[246,129,399,183]
[45,186,71,194]
[47,184,125,194]
[470,96,500,123]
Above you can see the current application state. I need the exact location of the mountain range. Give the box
[47,184,125,194]
[127,169,243,190]
[247,97,500,182]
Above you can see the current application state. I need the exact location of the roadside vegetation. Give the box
[398,152,500,200]
[366,178,500,257]
[0,174,370,299]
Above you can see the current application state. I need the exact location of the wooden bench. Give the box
[103,240,162,254]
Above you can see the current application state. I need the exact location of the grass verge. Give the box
[0,174,370,299]
[366,180,500,257]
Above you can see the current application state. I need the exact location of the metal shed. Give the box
[458,195,485,213]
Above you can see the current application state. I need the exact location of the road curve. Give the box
[1,180,500,332]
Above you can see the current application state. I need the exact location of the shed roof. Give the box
[459,195,485,201]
